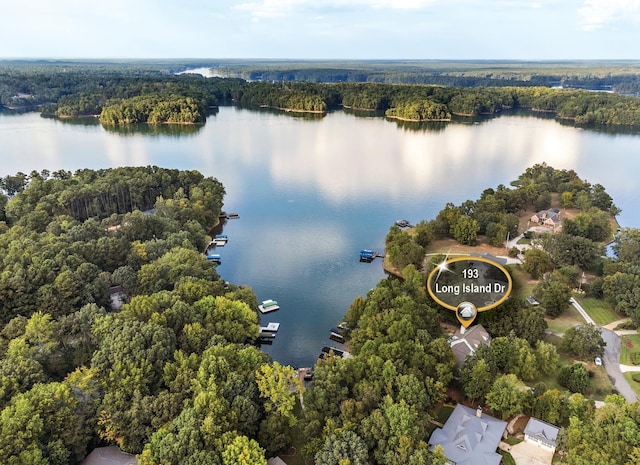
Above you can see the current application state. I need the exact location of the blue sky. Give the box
[1,0,639,59]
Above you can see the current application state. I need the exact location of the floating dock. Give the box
[213,234,228,246]
[297,367,314,383]
[359,249,385,262]
[259,322,280,338]
[330,327,345,343]
[395,219,414,228]
[258,299,280,314]
[206,253,221,262]
[318,346,352,360]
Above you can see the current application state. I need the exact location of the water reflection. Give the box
[102,122,205,137]
[239,109,583,204]
[387,118,448,132]
[2,107,640,367]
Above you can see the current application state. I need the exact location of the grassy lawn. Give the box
[508,266,537,300]
[499,450,516,465]
[283,401,309,465]
[545,305,584,334]
[620,334,640,366]
[504,438,523,446]
[531,339,615,400]
[624,372,640,399]
[435,405,455,424]
[517,238,531,245]
[574,296,621,326]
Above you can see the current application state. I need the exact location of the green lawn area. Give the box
[517,238,531,245]
[504,438,523,446]
[620,334,640,366]
[435,405,455,424]
[507,266,537,300]
[533,337,615,400]
[624,372,640,399]
[284,400,309,465]
[573,296,622,326]
[545,304,583,334]
[499,450,516,465]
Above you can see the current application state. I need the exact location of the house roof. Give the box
[81,446,137,465]
[473,253,508,266]
[524,417,560,446]
[449,324,492,365]
[267,458,287,465]
[429,404,507,465]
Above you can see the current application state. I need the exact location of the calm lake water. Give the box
[2,107,640,368]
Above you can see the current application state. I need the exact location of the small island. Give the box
[4,62,640,127]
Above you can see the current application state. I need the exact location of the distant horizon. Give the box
[2,57,640,64]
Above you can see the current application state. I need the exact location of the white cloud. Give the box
[235,0,439,20]
[579,0,640,31]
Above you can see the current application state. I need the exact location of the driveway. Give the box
[601,328,638,402]
[569,298,595,325]
[508,441,553,465]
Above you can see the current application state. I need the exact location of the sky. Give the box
[1,0,640,60]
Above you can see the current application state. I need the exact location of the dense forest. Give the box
[2,165,640,463]
[4,62,640,126]
[0,167,293,464]
[196,59,640,94]
[378,163,640,464]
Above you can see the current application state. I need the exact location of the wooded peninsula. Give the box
[1,163,640,464]
[3,60,640,126]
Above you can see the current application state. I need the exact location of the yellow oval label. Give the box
[427,256,513,315]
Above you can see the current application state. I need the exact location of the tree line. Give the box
[4,63,640,126]
[0,167,312,464]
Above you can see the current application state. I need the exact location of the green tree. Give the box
[315,430,369,465]
[533,389,565,425]
[533,275,571,317]
[558,363,589,394]
[486,374,528,420]
[535,341,560,375]
[612,228,640,264]
[523,248,553,279]
[602,272,640,323]
[561,324,605,360]
[462,358,493,403]
[221,435,266,465]
[452,216,480,246]
[255,362,303,426]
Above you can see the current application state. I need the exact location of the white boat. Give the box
[258,299,280,313]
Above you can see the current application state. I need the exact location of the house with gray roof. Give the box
[429,404,507,465]
[524,417,560,452]
[531,208,561,229]
[448,324,491,365]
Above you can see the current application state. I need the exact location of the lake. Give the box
[1,107,640,368]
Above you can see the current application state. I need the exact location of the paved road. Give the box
[569,297,595,325]
[601,328,638,402]
[569,300,637,402]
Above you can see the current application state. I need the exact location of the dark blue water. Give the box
[2,107,640,367]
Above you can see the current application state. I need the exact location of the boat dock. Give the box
[359,249,385,262]
[330,327,345,343]
[258,299,280,314]
[213,234,228,246]
[318,346,352,361]
[206,253,221,263]
[259,322,280,338]
[219,211,240,219]
[297,367,314,383]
